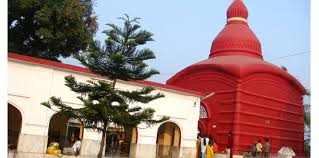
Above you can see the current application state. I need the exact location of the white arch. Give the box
[8,100,24,123]
[157,120,183,136]
[8,100,24,150]
[45,109,61,127]
[156,120,183,146]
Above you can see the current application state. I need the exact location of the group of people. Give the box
[196,134,219,158]
[47,136,82,156]
[196,132,271,158]
[106,133,120,153]
[251,138,271,158]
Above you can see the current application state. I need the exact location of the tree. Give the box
[280,66,288,72]
[42,15,169,158]
[304,89,310,129]
[304,89,310,157]
[8,0,98,61]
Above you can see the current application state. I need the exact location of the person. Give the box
[213,139,218,153]
[69,135,75,146]
[72,137,81,156]
[196,135,201,158]
[200,134,209,158]
[264,138,270,158]
[206,140,214,158]
[252,142,257,157]
[109,134,115,152]
[8,144,16,158]
[113,134,119,152]
[106,134,113,152]
[208,135,213,146]
[47,138,62,155]
[256,139,263,158]
[227,132,233,158]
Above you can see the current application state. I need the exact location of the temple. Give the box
[167,0,306,156]
[7,0,306,158]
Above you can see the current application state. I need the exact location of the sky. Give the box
[63,0,310,91]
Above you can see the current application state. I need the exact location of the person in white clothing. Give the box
[200,134,209,158]
[72,137,81,156]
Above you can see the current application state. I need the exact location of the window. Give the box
[199,106,208,118]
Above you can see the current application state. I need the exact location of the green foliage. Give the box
[303,89,310,156]
[42,75,168,131]
[304,139,310,157]
[76,14,159,80]
[280,66,288,72]
[8,0,98,61]
[304,104,310,128]
[42,15,168,158]
[303,90,310,129]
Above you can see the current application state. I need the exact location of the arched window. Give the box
[199,106,208,118]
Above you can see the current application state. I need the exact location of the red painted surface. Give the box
[167,0,305,156]
[8,53,203,97]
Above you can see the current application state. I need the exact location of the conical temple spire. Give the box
[227,0,248,20]
[227,0,248,22]
[209,0,262,59]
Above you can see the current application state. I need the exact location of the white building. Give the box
[8,53,203,158]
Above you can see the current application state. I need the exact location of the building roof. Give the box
[167,0,305,95]
[8,53,203,97]
[209,0,262,59]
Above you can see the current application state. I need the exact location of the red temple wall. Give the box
[168,69,305,155]
[168,70,237,93]
[201,91,236,151]
[233,73,304,155]
[168,69,238,151]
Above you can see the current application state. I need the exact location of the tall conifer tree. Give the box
[42,15,169,158]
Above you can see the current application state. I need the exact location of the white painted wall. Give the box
[8,58,201,148]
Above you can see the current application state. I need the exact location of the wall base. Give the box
[215,153,243,158]
[180,146,196,158]
[17,134,47,154]
[129,144,196,158]
[80,139,101,157]
[12,152,102,158]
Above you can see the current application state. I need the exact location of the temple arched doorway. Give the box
[47,112,83,155]
[105,126,138,157]
[8,103,22,150]
[198,104,209,136]
[198,121,205,136]
[156,122,181,158]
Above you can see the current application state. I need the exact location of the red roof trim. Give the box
[8,53,203,96]
[8,53,92,74]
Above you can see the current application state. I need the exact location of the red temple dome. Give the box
[209,0,262,59]
[227,0,248,19]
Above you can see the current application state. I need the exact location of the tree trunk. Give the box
[97,131,106,158]
[112,79,117,89]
